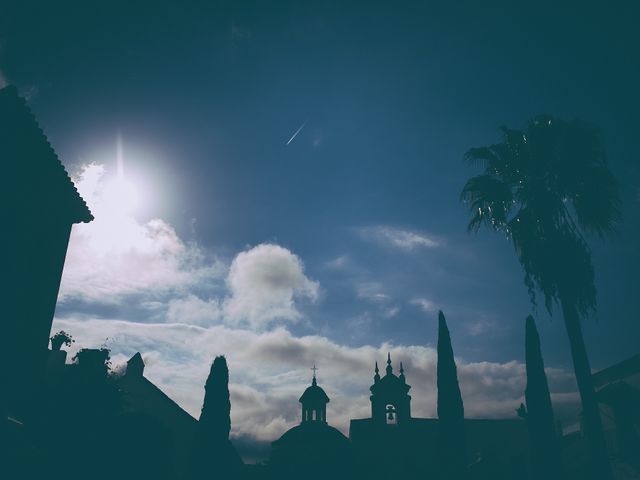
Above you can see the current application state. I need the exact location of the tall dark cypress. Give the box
[525,315,563,479]
[437,310,466,479]
[190,356,242,479]
[200,356,231,441]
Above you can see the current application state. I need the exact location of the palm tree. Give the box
[460,115,619,480]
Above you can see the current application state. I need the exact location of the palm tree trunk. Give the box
[560,298,613,480]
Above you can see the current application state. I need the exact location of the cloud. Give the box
[166,294,222,326]
[410,297,438,313]
[59,164,319,332]
[59,164,225,303]
[358,226,439,251]
[223,244,320,328]
[51,316,580,463]
[383,305,400,318]
[467,319,497,336]
[323,255,349,270]
[356,281,389,302]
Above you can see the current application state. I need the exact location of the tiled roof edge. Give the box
[0,85,94,223]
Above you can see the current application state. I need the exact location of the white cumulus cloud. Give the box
[224,244,320,328]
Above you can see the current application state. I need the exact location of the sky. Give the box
[2,1,639,462]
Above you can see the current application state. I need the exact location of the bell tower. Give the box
[369,353,411,425]
[299,366,330,423]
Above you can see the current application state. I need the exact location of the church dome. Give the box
[299,377,330,404]
[270,421,353,477]
[269,373,354,479]
[273,421,349,449]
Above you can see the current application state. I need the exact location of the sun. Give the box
[71,137,153,255]
[102,175,143,217]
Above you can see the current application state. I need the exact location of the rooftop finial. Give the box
[386,352,393,375]
[400,362,405,375]
[374,361,380,382]
[311,364,318,385]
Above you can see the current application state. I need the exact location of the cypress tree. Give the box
[200,356,231,440]
[437,310,466,479]
[525,315,563,479]
[190,356,242,479]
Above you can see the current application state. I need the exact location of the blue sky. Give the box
[2,1,639,461]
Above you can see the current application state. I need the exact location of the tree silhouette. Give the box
[189,355,242,479]
[50,330,74,351]
[437,311,466,479]
[200,356,231,441]
[461,115,619,479]
[524,315,563,479]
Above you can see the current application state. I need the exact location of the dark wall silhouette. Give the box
[0,85,93,425]
[32,348,122,480]
[109,412,175,480]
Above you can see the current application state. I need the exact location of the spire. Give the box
[386,352,393,375]
[399,361,406,383]
[374,361,380,382]
[311,364,318,386]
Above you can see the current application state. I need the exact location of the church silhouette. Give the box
[269,369,353,479]
[265,354,529,480]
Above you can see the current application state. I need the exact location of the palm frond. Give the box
[461,114,617,315]
[460,174,513,232]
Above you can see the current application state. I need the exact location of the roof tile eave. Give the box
[0,85,94,223]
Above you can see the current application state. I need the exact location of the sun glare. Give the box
[71,137,157,255]
[102,176,143,216]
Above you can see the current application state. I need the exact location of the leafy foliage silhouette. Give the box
[49,330,74,351]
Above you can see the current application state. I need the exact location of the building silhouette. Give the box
[117,353,198,479]
[36,346,197,479]
[563,354,640,476]
[350,355,530,479]
[269,372,353,479]
[369,354,411,425]
[0,85,93,425]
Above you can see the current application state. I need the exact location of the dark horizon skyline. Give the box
[2,1,639,455]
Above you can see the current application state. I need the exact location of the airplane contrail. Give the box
[286,121,307,145]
